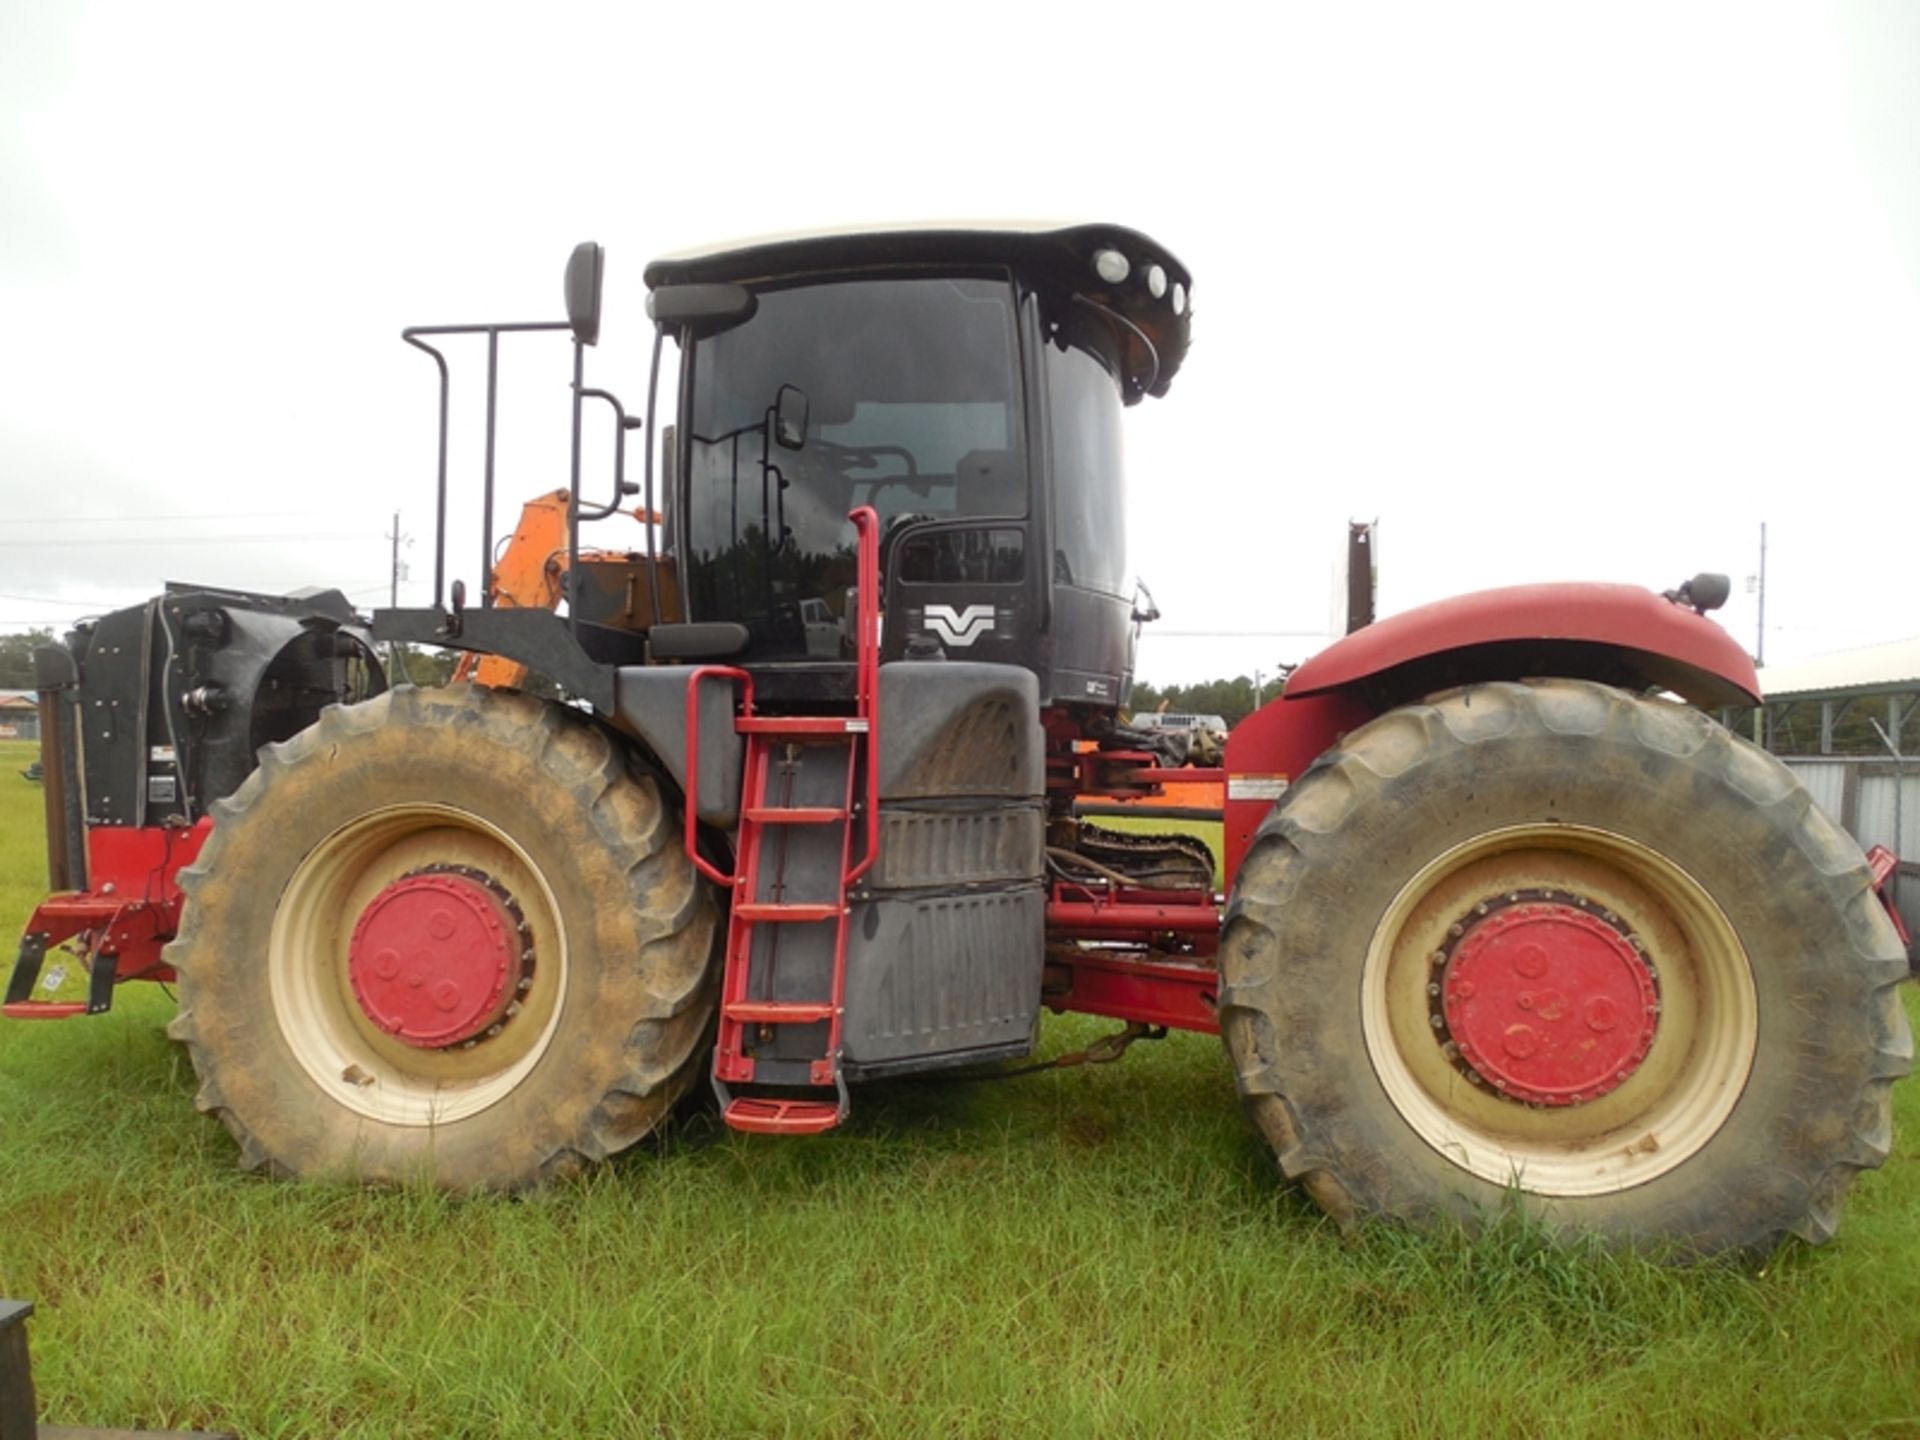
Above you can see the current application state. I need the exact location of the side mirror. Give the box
[647,283,758,338]
[774,384,809,450]
[565,241,604,347]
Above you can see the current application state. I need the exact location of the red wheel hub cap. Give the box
[348,871,523,1048]
[1440,899,1659,1106]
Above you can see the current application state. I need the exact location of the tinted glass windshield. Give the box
[1044,320,1127,598]
[683,276,1025,657]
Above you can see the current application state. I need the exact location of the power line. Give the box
[1144,629,1328,639]
[0,533,377,548]
[5,510,332,525]
[0,591,130,607]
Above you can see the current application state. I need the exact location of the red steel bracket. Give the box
[1866,845,1911,949]
[1042,948,1220,1035]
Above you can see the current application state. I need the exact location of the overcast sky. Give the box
[3,1,1916,686]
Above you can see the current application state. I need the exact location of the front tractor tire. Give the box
[1220,679,1912,1255]
[166,685,720,1190]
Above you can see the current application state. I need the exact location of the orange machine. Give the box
[451,489,678,686]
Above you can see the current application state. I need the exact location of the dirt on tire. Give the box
[165,684,720,1190]
[1219,678,1912,1255]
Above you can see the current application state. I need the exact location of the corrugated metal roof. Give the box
[1758,635,1920,699]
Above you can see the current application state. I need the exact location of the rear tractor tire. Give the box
[166,685,720,1190]
[1220,678,1912,1254]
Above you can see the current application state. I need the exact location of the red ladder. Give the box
[684,507,882,1134]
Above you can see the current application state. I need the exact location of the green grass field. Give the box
[1,735,1916,1438]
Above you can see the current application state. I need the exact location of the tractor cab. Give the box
[643,223,1192,710]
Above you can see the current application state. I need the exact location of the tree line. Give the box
[0,629,52,689]
[1127,674,1283,730]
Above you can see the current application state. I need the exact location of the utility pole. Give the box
[384,512,411,682]
[1746,521,1768,747]
[386,512,410,610]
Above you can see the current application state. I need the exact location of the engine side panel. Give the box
[843,890,1045,1068]
[843,661,1047,1070]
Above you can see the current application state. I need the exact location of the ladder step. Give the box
[725,1000,835,1024]
[723,1097,842,1135]
[743,806,847,825]
[737,717,869,736]
[734,902,840,922]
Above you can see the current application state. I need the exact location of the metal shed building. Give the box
[1719,637,1919,946]
[0,691,39,744]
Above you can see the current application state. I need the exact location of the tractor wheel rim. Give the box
[269,803,569,1127]
[346,867,530,1049]
[1361,822,1757,1197]
[1436,891,1661,1106]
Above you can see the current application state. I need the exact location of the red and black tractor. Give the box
[11,224,1911,1253]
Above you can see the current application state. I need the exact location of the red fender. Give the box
[1222,584,1760,886]
[1286,583,1759,708]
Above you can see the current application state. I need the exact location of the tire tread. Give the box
[164,683,718,1190]
[1221,678,1911,1254]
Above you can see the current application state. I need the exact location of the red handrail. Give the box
[681,505,882,890]
[845,505,882,886]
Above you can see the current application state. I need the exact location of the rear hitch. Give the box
[3,930,121,1021]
